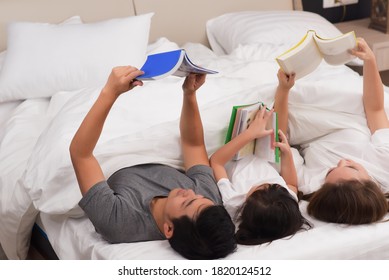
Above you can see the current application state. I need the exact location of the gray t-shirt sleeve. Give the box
[79,180,150,243]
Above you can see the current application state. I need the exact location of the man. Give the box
[69,66,236,259]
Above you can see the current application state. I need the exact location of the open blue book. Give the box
[138,49,218,80]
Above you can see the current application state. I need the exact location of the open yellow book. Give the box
[276,30,357,79]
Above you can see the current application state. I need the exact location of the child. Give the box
[304,38,389,224]
[210,70,310,245]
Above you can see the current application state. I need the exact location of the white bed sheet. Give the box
[39,204,389,260]
[2,41,389,260]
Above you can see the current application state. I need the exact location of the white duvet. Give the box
[1,42,389,259]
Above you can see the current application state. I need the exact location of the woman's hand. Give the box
[350,37,375,63]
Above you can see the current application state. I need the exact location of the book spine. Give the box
[274,112,280,164]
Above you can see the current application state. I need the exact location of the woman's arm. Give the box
[210,107,274,181]
[70,66,143,195]
[351,38,389,134]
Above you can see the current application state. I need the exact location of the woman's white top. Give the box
[297,128,389,194]
[217,154,298,220]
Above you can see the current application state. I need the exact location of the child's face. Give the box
[324,159,370,184]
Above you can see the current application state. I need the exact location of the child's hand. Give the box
[350,38,375,62]
[275,129,291,154]
[247,106,274,139]
[277,69,295,91]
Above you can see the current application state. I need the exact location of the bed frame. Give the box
[0,0,301,51]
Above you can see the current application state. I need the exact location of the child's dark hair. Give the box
[307,179,388,224]
[235,184,311,245]
[168,205,237,259]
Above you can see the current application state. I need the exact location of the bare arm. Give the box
[210,107,274,182]
[275,130,298,194]
[179,74,209,170]
[351,38,389,134]
[69,66,144,195]
[273,69,295,135]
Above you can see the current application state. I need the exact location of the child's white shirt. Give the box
[217,154,298,220]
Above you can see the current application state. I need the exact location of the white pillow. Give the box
[206,10,343,55]
[0,16,82,84]
[0,13,153,102]
[0,51,6,73]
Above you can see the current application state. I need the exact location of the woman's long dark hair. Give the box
[306,179,388,224]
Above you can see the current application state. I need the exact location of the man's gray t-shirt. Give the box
[79,164,222,243]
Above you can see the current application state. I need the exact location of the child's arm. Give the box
[351,38,389,134]
[210,107,274,181]
[273,69,297,194]
[275,130,298,194]
[273,69,295,134]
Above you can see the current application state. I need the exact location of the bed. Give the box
[1,0,389,260]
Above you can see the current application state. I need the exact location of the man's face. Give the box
[164,188,214,221]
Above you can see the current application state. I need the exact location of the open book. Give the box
[137,49,218,80]
[276,30,357,79]
[225,102,279,163]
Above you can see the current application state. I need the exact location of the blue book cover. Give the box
[138,49,217,80]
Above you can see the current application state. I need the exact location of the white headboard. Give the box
[134,0,297,46]
[0,0,299,51]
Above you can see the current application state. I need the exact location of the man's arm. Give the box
[70,66,143,195]
[179,74,209,170]
[210,107,274,182]
[351,38,389,134]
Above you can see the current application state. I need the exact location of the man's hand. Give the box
[182,74,206,95]
[102,66,144,98]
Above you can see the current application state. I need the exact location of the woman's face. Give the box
[324,159,370,184]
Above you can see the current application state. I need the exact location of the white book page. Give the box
[234,104,259,160]
[315,31,356,65]
[254,112,276,162]
[276,32,322,79]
